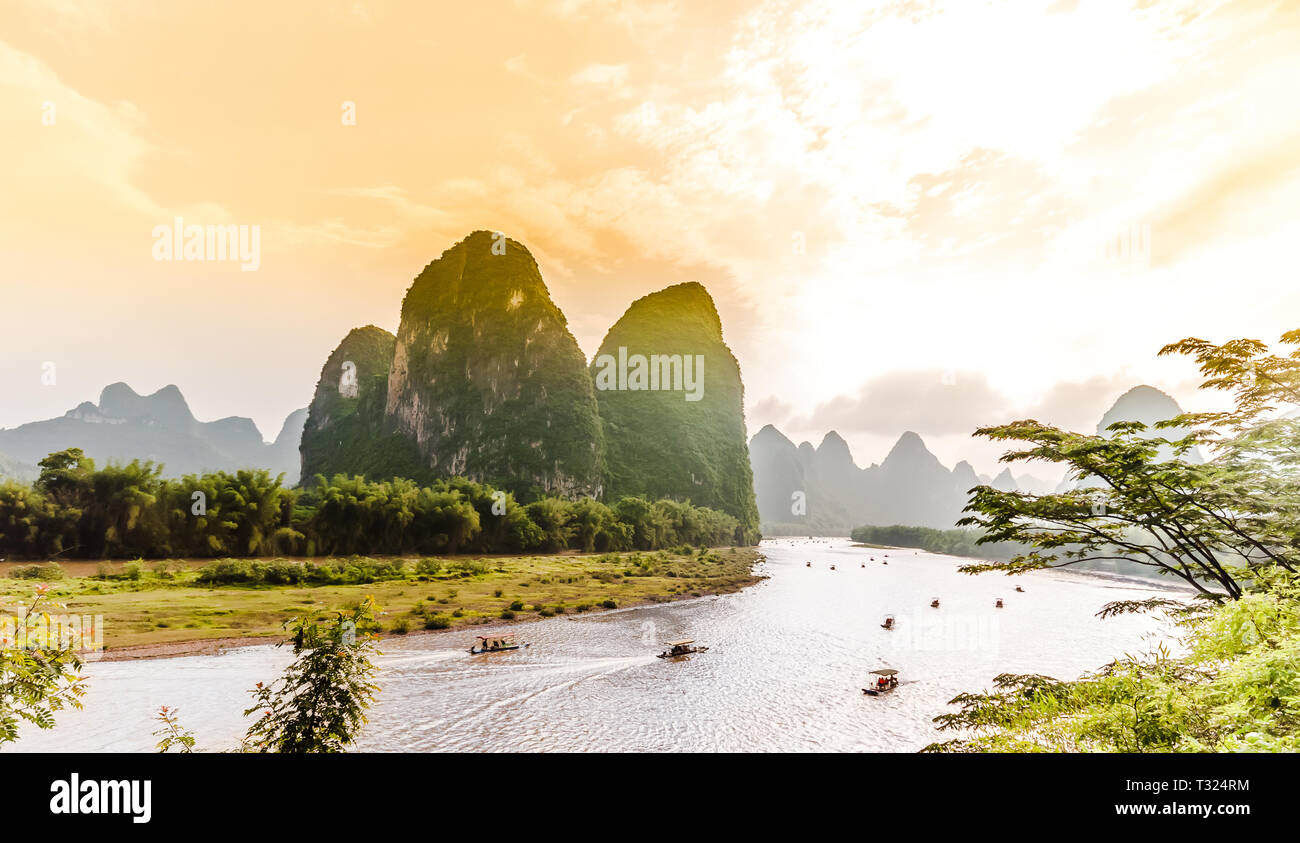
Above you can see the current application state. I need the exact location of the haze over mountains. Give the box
[0,383,306,484]
[752,384,1195,534]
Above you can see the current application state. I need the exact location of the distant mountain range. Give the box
[752,384,1193,534]
[0,383,306,483]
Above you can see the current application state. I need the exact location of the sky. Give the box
[3,0,1299,475]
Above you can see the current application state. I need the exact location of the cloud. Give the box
[570,63,630,88]
[747,394,794,429]
[789,369,1008,436]
[873,148,1073,268]
[782,370,1156,442]
[1016,374,1142,432]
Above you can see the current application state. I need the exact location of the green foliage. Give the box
[933,329,1300,751]
[385,232,606,498]
[7,562,65,580]
[241,598,382,753]
[0,463,741,559]
[849,525,1027,560]
[298,326,425,484]
[0,585,87,745]
[153,705,196,753]
[927,574,1300,752]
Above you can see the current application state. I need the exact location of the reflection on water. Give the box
[10,538,1179,752]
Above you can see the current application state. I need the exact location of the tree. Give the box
[931,329,1300,751]
[241,598,381,753]
[958,330,1300,604]
[0,585,87,745]
[153,705,196,753]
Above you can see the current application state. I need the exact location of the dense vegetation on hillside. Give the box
[385,231,605,498]
[592,282,760,542]
[0,448,742,560]
[929,330,1300,751]
[298,326,426,484]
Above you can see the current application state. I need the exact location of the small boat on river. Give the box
[881,616,895,630]
[863,668,900,695]
[469,634,524,654]
[658,639,708,658]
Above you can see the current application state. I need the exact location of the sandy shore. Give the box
[95,635,283,662]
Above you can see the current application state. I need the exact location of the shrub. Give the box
[7,563,64,580]
[196,559,257,585]
[424,613,453,630]
[260,560,306,585]
[601,599,617,609]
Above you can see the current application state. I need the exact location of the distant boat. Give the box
[1015,586,1024,593]
[469,634,523,654]
[880,616,895,630]
[930,599,940,608]
[863,668,900,695]
[995,598,1004,608]
[658,639,708,658]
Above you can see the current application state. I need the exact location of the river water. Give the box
[9,538,1181,752]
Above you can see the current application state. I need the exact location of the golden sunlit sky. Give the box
[3,0,1299,475]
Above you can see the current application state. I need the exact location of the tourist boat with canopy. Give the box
[863,668,900,695]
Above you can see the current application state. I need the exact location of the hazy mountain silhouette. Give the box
[0,450,37,483]
[750,426,995,533]
[753,384,1202,532]
[0,383,306,482]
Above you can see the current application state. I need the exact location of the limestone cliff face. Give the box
[591,282,759,542]
[299,325,418,483]
[384,231,603,496]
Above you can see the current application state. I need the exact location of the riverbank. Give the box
[0,547,765,660]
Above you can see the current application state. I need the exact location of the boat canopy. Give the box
[664,639,694,647]
[870,668,899,676]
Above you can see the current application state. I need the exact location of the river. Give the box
[9,538,1181,752]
